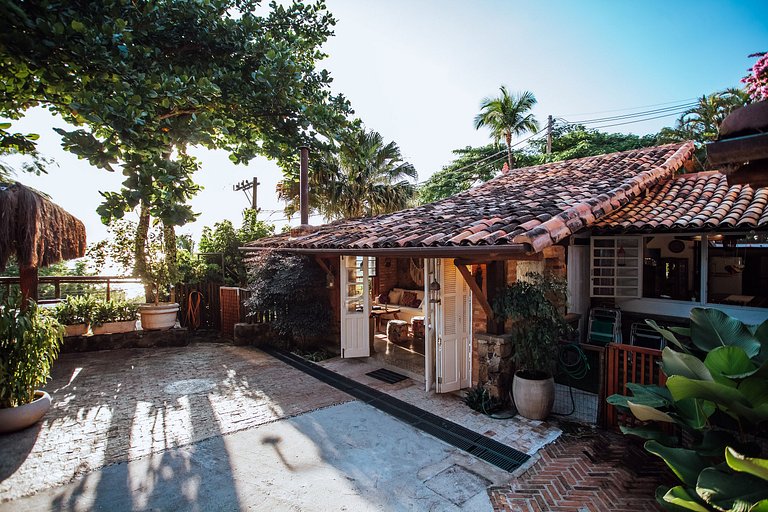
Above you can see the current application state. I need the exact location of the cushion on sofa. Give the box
[401,291,418,307]
[388,289,403,305]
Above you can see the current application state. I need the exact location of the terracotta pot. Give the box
[64,323,88,337]
[512,371,555,420]
[0,391,51,434]
[139,303,180,331]
[92,320,136,335]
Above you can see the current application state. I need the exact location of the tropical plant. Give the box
[0,296,63,408]
[658,89,751,144]
[607,307,768,511]
[0,0,352,293]
[245,251,331,350]
[742,52,768,102]
[53,295,97,326]
[474,87,539,169]
[278,129,417,220]
[492,272,568,377]
[90,299,139,326]
[418,144,503,203]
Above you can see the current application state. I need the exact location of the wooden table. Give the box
[370,307,400,333]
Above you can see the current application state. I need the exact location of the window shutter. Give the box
[590,237,642,298]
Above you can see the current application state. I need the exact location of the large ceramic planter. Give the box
[0,391,51,434]
[92,320,136,335]
[512,370,555,421]
[139,303,180,331]
[64,323,88,337]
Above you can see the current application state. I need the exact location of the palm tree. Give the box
[474,87,540,169]
[278,129,417,220]
[658,88,750,143]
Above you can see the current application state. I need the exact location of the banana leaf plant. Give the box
[607,307,768,511]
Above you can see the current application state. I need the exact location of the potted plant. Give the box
[54,295,95,336]
[137,261,179,331]
[493,272,569,420]
[0,297,63,433]
[91,299,139,335]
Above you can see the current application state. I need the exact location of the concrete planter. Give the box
[64,323,88,337]
[0,391,51,434]
[512,371,555,421]
[139,303,180,331]
[92,320,136,335]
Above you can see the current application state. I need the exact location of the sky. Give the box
[4,0,767,251]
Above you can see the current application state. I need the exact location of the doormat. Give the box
[366,368,409,384]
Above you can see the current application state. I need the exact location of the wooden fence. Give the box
[604,343,666,429]
[175,282,223,331]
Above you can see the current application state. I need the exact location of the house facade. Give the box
[244,140,768,398]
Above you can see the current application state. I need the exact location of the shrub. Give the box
[53,295,97,325]
[91,299,139,326]
[0,297,63,408]
[608,307,768,511]
[492,272,569,377]
[245,251,331,350]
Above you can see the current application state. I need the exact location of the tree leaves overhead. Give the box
[0,0,353,226]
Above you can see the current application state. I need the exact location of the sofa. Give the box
[375,287,425,323]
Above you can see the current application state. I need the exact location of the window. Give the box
[707,234,768,308]
[590,237,642,298]
[642,236,701,301]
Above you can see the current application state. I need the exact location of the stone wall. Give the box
[475,333,515,403]
[62,328,191,353]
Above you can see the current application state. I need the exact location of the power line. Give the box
[561,97,700,117]
[564,110,691,131]
[562,102,696,125]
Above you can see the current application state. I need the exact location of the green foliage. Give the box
[198,209,275,285]
[53,295,97,325]
[245,251,330,350]
[492,272,569,376]
[529,124,659,162]
[608,308,768,511]
[657,89,750,145]
[278,128,417,219]
[418,144,500,203]
[462,385,503,414]
[90,299,139,326]
[0,296,63,408]
[474,87,539,168]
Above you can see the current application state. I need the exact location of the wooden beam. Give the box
[454,261,494,321]
[454,252,543,266]
[313,255,332,276]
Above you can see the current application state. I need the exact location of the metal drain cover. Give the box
[164,379,216,395]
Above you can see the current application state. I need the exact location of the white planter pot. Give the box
[139,303,180,331]
[92,320,137,335]
[512,371,555,421]
[64,323,88,337]
[0,391,51,434]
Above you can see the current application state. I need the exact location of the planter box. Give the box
[139,303,180,331]
[0,390,51,434]
[64,324,88,337]
[92,320,136,335]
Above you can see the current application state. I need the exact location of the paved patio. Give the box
[0,342,667,511]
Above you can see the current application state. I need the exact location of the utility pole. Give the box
[546,115,553,156]
[233,177,261,217]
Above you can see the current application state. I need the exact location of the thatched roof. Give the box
[0,182,86,270]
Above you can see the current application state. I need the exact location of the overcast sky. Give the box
[5,0,767,247]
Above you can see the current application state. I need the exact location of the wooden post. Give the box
[19,265,38,307]
[299,146,309,225]
[485,261,506,334]
[546,115,553,156]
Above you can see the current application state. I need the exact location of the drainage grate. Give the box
[266,349,530,473]
[366,368,409,384]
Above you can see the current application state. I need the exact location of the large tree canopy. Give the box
[0,0,352,226]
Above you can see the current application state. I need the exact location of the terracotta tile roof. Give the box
[593,171,768,234]
[250,142,695,253]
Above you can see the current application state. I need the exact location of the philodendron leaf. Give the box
[620,425,679,445]
[755,320,768,365]
[648,319,691,352]
[739,377,768,407]
[705,346,757,379]
[750,500,768,511]
[726,447,768,481]
[666,376,752,408]
[696,466,768,512]
[675,398,715,430]
[628,401,676,423]
[689,307,761,358]
[658,486,711,511]
[646,440,708,487]
[663,348,714,381]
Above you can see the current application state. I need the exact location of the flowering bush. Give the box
[742,52,768,101]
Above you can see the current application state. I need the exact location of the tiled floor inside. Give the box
[318,356,562,456]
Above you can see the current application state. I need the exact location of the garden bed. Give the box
[61,327,190,353]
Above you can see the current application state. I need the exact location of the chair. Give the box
[630,322,665,350]
[587,307,621,346]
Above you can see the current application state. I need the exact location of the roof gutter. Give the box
[239,244,533,258]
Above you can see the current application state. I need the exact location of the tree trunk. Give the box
[135,202,153,303]
[505,132,515,169]
[19,265,38,310]
[163,221,177,303]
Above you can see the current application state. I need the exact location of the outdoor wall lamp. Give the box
[428,275,441,303]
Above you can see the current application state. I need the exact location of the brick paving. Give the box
[0,343,351,502]
[489,427,670,511]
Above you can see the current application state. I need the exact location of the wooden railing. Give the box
[604,343,666,429]
[0,275,142,302]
